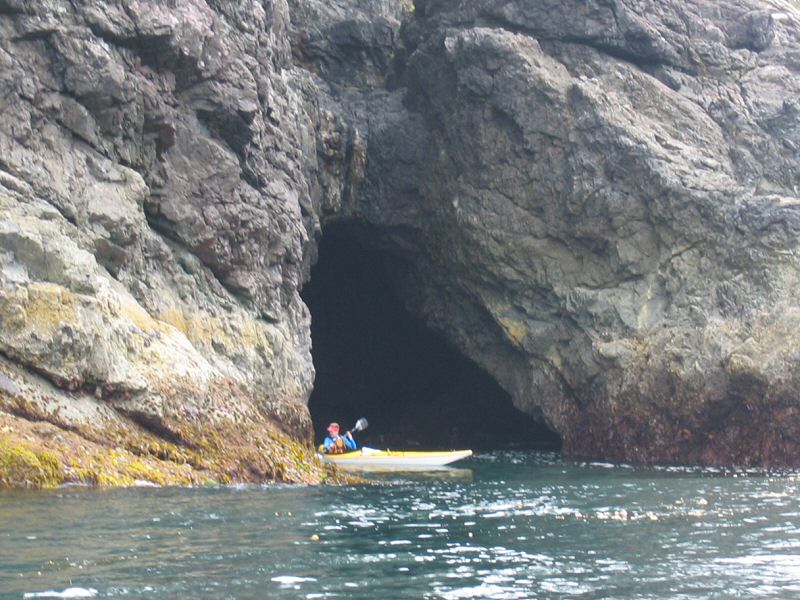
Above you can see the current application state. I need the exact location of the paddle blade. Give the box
[352,417,368,433]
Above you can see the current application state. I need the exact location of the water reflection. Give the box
[359,467,474,480]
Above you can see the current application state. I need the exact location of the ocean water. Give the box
[2,452,800,599]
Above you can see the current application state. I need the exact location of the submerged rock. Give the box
[0,0,799,482]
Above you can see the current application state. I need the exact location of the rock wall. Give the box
[0,0,362,485]
[1,0,800,485]
[289,0,800,467]
[348,0,800,466]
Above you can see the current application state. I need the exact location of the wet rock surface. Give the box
[1,0,799,483]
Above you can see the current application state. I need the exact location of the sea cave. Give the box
[301,224,562,452]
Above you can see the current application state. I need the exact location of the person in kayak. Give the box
[321,422,357,454]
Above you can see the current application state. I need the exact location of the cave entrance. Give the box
[301,224,561,451]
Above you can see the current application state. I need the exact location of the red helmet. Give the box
[327,422,340,433]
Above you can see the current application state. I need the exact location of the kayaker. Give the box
[321,422,357,454]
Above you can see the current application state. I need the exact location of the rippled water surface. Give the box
[3,452,800,598]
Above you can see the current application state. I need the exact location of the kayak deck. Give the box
[320,448,473,469]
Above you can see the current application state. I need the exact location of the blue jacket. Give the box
[323,434,357,453]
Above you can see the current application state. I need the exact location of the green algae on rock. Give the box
[0,409,347,489]
[0,358,348,489]
[0,439,63,489]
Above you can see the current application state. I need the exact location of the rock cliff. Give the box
[1,0,799,485]
[0,0,352,485]
[297,0,800,466]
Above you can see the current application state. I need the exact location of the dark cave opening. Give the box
[301,224,562,452]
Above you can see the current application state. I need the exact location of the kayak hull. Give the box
[320,448,473,469]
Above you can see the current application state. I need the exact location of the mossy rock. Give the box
[0,442,63,488]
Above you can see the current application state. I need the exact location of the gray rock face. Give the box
[0,0,347,457]
[351,0,800,465]
[290,0,800,465]
[1,0,799,473]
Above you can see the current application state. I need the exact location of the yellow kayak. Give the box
[320,447,473,469]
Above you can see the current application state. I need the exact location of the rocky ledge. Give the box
[1,0,799,487]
